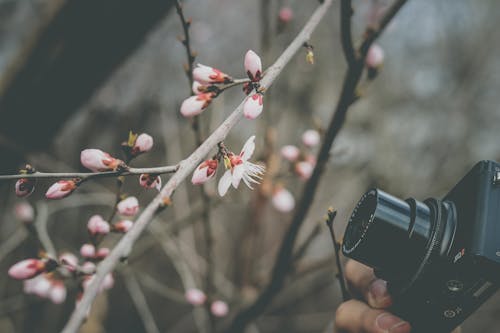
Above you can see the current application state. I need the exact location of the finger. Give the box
[334,299,411,333]
[345,259,392,309]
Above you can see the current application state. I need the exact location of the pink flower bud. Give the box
[24,275,52,297]
[45,180,78,199]
[295,161,314,180]
[81,261,96,274]
[280,145,300,162]
[193,64,232,84]
[192,159,218,185]
[210,300,229,317]
[302,129,320,147]
[80,244,96,258]
[15,178,35,197]
[102,273,114,291]
[8,259,46,280]
[244,50,262,82]
[366,44,384,69]
[180,93,214,117]
[133,133,153,154]
[59,252,78,271]
[80,149,123,172]
[14,202,35,222]
[114,220,133,233]
[278,7,294,23]
[243,93,264,119]
[49,281,67,304]
[96,247,110,259]
[272,187,295,213]
[139,174,161,191]
[192,81,207,94]
[185,288,207,306]
[87,215,110,235]
[117,196,139,216]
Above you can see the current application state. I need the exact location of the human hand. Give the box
[334,260,461,333]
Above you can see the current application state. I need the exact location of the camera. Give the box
[342,160,500,333]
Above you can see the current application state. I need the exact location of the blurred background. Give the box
[0,0,499,332]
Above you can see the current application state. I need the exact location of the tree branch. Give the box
[340,0,356,66]
[61,1,333,330]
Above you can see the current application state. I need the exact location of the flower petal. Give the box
[240,135,256,161]
[231,164,245,188]
[218,170,233,196]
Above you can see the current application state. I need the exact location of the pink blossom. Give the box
[24,275,51,297]
[243,93,264,119]
[302,129,320,147]
[81,261,96,274]
[210,300,229,317]
[80,149,123,172]
[14,202,35,222]
[295,161,314,180]
[87,215,110,235]
[49,281,67,304]
[192,159,218,185]
[180,93,214,117]
[244,50,262,82]
[15,178,35,197]
[218,136,265,196]
[139,174,161,191]
[80,244,96,258]
[102,273,115,290]
[280,145,300,162]
[117,196,139,216]
[193,64,232,84]
[133,133,153,154]
[366,44,384,69]
[45,180,78,199]
[279,7,294,23]
[8,259,45,280]
[59,252,78,271]
[185,288,207,306]
[114,220,133,233]
[272,187,296,213]
[96,247,110,259]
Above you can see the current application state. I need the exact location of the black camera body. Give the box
[342,160,500,332]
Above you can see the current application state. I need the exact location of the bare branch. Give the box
[61,0,334,331]
[340,0,356,66]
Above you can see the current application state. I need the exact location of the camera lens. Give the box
[342,189,432,279]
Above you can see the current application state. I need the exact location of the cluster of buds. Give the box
[80,244,110,260]
[24,274,67,304]
[191,136,265,197]
[280,129,321,180]
[181,50,265,120]
[184,288,229,317]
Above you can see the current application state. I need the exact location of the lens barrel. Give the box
[342,189,432,279]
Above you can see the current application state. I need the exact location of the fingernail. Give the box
[376,313,410,333]
[369,279,391,307]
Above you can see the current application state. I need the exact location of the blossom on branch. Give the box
[87,215,110,236]
[14,202,35,223]
[8,259,46,280]
[280,145,300,162]
[244,50,262,82]
[366,44,385,69]
[302,129,320,147]
[218,136,265,196]
[80,149,124,172]
[191,159,218,185]
[139,174,162,191]
[180,92,214,117]
[185,288,206,306]
[80,244,96,258]
[193,64,232,84]
[133,133,154,154]
[114,220,133,233]
[272,187,296,213]
[117,196,139,216]
[15,178,35,197]
[45,180,78,199]
[211,300,229,317]
[243,93,264,119]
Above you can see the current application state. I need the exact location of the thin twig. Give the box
[0,165,178,181]
[225,1,407,331]
[325,209,349,301]
[62,1,334,331]
[122,268,161,333]
[34,202,56,258]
